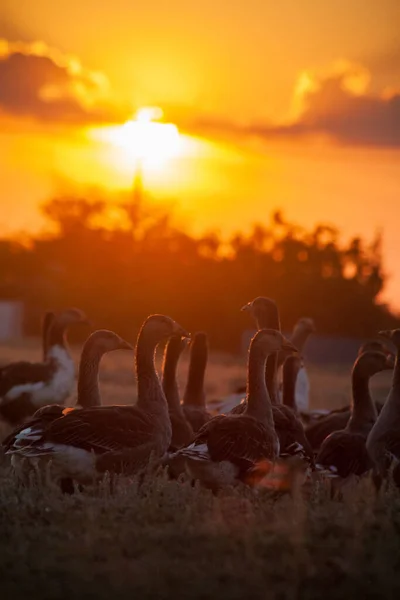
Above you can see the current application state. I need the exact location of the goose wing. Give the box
[305,411,350,451]
[195,415,277,469]
[273,405,314,465]
[2,405,65,452]
[0,361,53,397]
[316,431,370,478]
[15,406,160,456]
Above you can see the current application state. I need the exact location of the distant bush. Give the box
[1,193,397,348]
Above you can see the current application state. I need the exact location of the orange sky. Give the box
[1,0,400,307]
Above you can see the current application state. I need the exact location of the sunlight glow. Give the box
[89,107,184,170]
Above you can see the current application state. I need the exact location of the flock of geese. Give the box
[0,297,399,495]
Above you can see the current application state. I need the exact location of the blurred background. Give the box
[0,0,399,355]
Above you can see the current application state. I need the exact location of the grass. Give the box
[0,338,399,599]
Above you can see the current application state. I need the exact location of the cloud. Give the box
[278,61,400,147]
[0,39,121,125]
[180,61,400,149]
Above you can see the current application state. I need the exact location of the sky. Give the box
[1,0,400,306]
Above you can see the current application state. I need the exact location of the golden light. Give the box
[89,107,184,170]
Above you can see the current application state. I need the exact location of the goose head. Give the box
[358,339,391,357]
[251,329,298,357]
[58,308,91,327]
[241,297,279,329]
[141,314,190,345]
[294,317,316,335]
[356,350,395,377]
[87,330,133,353]
[378,329,400,351]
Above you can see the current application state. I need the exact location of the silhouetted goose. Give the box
[162,334,194,450]
[367,330,400,478]
[207,297,280,416]
[233,298,314,465]
[6,316,189,484]
[4,330,133,490]
[0,308,90,426]
[316,350,394,479]
[182,332,211,431]
[166,330,296,490]
[305,343,391,450]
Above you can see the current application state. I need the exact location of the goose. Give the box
[0,308,90,426]
[6,315,189,484]
[182,332,211,431]
[233,297,314,465]
[162,334,194,450]
[166,329,296,490]
[0,310,56,376]
[208,297,281,415]
[305,341,392,450]
[366,329,400,480]
[316,350,394,479]
[3,329,133,491]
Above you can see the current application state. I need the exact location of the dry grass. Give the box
[0,338,399,599]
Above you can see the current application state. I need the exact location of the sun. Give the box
[89,107,184,171]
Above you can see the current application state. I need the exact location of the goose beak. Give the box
[173,324,191,340]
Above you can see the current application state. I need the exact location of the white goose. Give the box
[0,308,90,426]
[3,329,133,491]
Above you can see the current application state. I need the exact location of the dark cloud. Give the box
[0,40,121,125]
[180,65,400,149]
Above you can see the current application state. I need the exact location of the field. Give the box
[1,338,399,599]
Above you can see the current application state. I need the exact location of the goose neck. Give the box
[162,346,184,414]
[282,357,297,411]
[77,344,104,407]
[347,361,377,434]
[245,345,275,426]
[47,321,69,357]
[265,353,280,405]
[136,330,167,413]
[292,327,310,354]
[183,344,207,408]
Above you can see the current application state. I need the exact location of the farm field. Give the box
[0,338,399,600]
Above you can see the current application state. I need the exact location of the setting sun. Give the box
[89,107,184,171]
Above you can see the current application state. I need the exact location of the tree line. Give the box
[0,193,397,350]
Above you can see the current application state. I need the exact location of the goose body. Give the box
[316,351,393,479]
[182,332,211,431]
[6,315,189,483]
[367,330,400,478]
[305,341,391,451]
[0,309,90,426]
[167,330,296,489]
